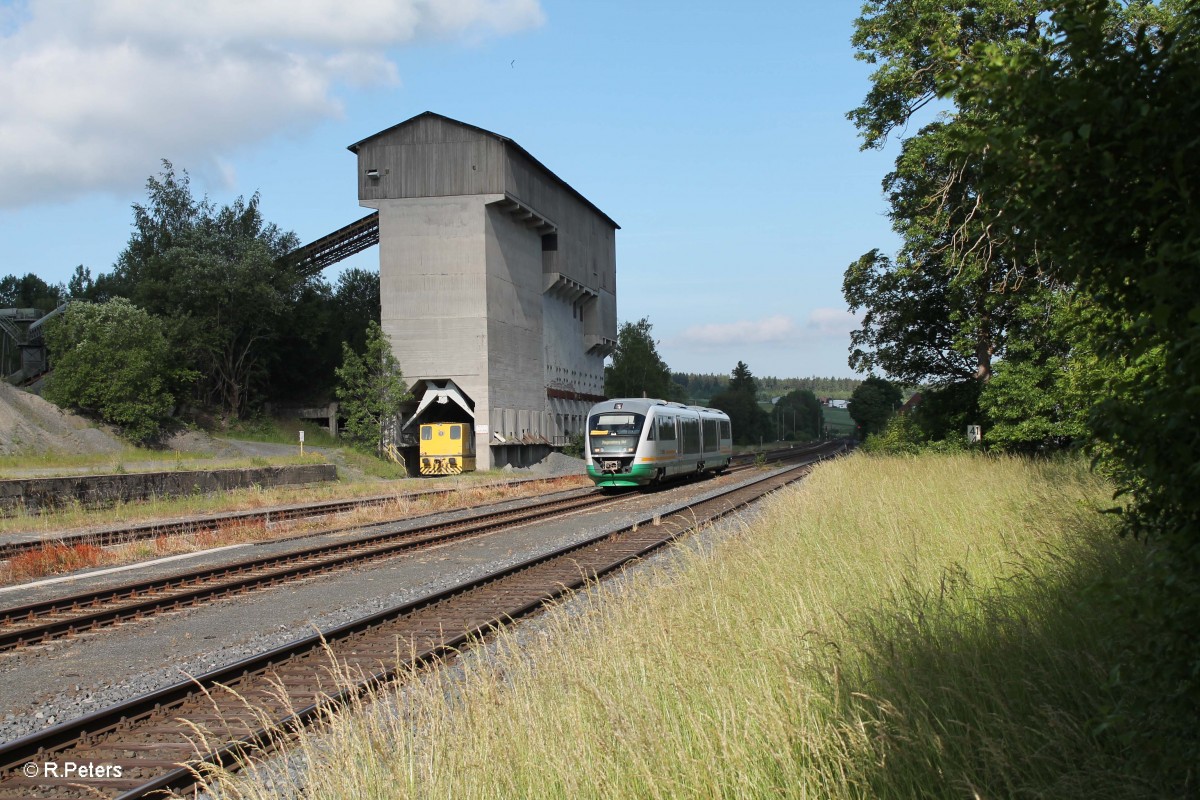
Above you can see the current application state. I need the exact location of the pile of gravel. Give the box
[502,451,586,478]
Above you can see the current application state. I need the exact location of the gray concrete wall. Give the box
[485,202,545,444]
[0,464,337,514]
[373,194,496,466]
[355,113,618,470]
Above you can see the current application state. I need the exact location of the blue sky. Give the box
[0,0,902,380]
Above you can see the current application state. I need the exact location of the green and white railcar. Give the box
[585,398,733,488]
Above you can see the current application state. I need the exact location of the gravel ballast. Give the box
[0,464,787,745]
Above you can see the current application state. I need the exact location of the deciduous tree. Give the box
[948,0,1200,768]
[604,318,676,400]
[43,299,194,443]
[102,161,305,418]
[335,321,412,457]
[849,376,902,438]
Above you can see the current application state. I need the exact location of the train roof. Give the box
[587,398,729,419]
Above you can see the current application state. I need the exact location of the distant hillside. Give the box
[673,373,861,405]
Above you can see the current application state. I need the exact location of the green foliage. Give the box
[0,272,64,313]
[910,380,980,444]
[849,376,902,438]
[845,0,1080,447]
[43,299,195,444]
[673,373,862,404]
[604,318,678,400]
[562,433,584,459]
[335,321,412,457]
[860,413,923,455]
[848,0,1048,151]
[268,267,383,403]
[773,389,823,440]
[709,361,770,445]
[99,161,305,418]
[943,0,1200,771]
[331,268,382,356]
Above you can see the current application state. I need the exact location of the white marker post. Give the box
[299,429,305,456]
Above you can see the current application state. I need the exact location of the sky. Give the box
[0,0,904,380]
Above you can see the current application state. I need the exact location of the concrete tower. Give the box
[348,112,618,469]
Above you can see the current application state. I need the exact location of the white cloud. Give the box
[675,308,860,348]
[680,315,798,346]
[803,307,860,338]
[0,0,545,208]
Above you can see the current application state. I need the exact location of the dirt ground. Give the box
[0,383,245,460]
[0,382,129,457]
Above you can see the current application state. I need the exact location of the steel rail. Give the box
[0,441,847,799]
[0,445,830,649]
[0,490,626,650]
[0,474,587,561]
[0,445,822,562]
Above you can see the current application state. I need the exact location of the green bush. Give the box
[562,433,584,459]
[44,299,195,444]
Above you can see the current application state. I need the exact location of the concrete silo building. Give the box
[347,112,618,470]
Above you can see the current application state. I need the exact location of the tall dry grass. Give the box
[206,453,1160,799]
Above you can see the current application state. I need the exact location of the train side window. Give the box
[682,418,700,452]
[646,417,656,440]
[450,426,461,440]
[658,415,676,441]
[421,427,432,440]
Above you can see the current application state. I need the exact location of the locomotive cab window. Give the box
[421,427,432,440]
[589,413,644,436]
[450,426,461,440]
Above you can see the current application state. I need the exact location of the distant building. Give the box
[348,112,618,469]
[898,392,923,415]
[827,399,850,410]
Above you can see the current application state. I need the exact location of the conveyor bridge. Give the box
[286,211,379,276]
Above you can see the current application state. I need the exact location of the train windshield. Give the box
[589,412,645,437]
[589,413,646,452]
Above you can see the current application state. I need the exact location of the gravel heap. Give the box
[0,382,125,457]
[502,451,586,478]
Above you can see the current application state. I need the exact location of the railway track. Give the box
[0,442,845,799]
[0,446,826,564]
[0,474,586,562]
[0,489,627,651]
[0,444,836,652]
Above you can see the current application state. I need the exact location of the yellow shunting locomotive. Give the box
[419,422,476,475]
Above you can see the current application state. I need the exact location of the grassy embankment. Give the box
[206,453,1165,799]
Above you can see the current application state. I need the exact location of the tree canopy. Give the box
[604,318,678,400]
[773,389,823,441]
[55,161,381,427]
[335,321,412,457]
[848,0,1200,775]
[849,376,902,439]
[43,299,194,443]
[96,161,307,418]
[710,361,770,445]
[0,273,63,313]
